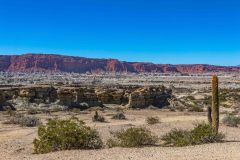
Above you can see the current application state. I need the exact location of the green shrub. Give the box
[112,112,126,120]
[33,118,103,154]
[190,123,224,144]
[107,127,158,148]
[161,129,191,147]
[222,114,240,127]
[161,123,224,147]
[92,111,105,122]
[146,117,160,125]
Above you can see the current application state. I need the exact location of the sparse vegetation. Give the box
[107,127,158,148]
[51,106,65,112]
[112,112,126,120]
[186,96,195,101]
[146,116,160,125]
[219,92,227,102]
[40,108,51,115]
[70,108,81,113]
[20,116,41,127]
[92,111,105,122]
[161,76,223,147]
[169,107,176,112]
[33,118,103,154]
[187,105,203,112]
[3,114,23,125]
[27,107,39,115]
[222,114,240,127]
[4,114,41,127]
[115,107,125,112]
[5,108,16,116]
[161,123,224,147]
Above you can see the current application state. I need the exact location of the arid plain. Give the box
[0,73,240,160]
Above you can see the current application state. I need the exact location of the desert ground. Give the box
[0,73,240,160]
[1,108,240,160]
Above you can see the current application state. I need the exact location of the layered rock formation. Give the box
[0,85,172,110]
[0,54,239,73]
[57,88,102,108]
[96,89,126,105]
[128,86,171,108]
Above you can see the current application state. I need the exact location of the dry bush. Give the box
[187,105,204,112]
[146,117,160,125]
[222,114,240,127]
[70,108,81,113]
[112,112,126,120]
[4,114,41,127]
[92,111,105,122]
[27,107,39,115]
[5,108,16,116]
[20,116,41,127]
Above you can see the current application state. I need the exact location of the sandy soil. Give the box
[0,109,240,160]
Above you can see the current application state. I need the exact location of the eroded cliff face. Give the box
[0,54,239,73]
[57,87,102,108]
[0,85,172,110]
[128,86,171,108]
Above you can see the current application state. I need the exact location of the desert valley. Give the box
[0,54,240,160]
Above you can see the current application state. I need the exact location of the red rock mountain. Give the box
[0,54,239,73]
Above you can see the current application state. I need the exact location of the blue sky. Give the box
[0,0,239,66]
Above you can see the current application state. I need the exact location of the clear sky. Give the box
[0,0,239,66]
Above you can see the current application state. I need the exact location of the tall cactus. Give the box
[207,106,212,125]
[211,75,219,133]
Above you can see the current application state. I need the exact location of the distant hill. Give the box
[0,54,239,74]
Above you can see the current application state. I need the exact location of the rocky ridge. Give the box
[0,85,172,111]
[0,54,239,73]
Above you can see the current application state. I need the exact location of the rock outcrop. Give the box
[57,88,102,108]
[128,86,172,108]
[0,85,172,110]
[95,88,127,105]
[0,54,239,73]
[18,86,57,103]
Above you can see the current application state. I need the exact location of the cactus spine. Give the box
[211,75,219,133]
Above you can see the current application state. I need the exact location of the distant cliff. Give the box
[0,54,239,73]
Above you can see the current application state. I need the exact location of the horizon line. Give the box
[0,53,239,67]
